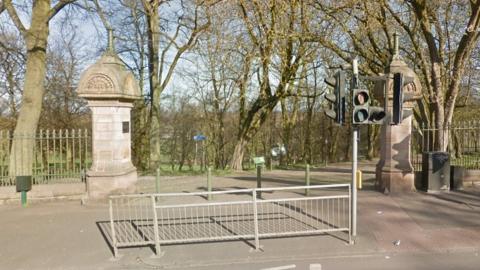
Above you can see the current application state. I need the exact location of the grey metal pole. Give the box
[151,195,162,257]
[352,58,359,239]
[201,140,204,172]
[352,127,358,238]
[305,164,310,196]
[194,141,198,167]
[207,166,212,200]
[202,140,206,171]
[156,168,160,194]
[252,189,260,250]
[256,165,262,198]
[324,138,328,167]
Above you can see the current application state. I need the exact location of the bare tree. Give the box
[230,0,315,170]
[188,6,239,169]
[143,0,210,168]
[40,28,89,130]
[0,28,25,125]
[3,0,77,176]
[313,0,480,152]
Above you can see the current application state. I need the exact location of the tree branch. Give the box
[48,0,77,21]
[4,0,27,34]
[92,0,111,30]
[0,1,5,15]
[160,5,210,91]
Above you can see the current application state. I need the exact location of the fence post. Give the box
[207,166,212,200]
[151,195,162,257]
[256,165,262,198]
[155,168,160,202]
[348,184,352,245]
[252,189,260,250]
[109,199,118,257]
[305,164,310,196]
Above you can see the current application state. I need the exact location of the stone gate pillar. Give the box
[375,42,422,194]
[77,33,141,198]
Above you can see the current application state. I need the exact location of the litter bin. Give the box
[422,152,450,192]
[450,166,464,191]
[16,176,32,192]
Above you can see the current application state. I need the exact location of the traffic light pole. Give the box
[351,58,359,240]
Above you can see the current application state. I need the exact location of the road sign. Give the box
[193,135,206,141]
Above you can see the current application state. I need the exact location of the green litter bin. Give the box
[16,176,32,192]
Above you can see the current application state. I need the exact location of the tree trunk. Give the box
[366,125,380,160]
[303,109,313,164]
[215,112,226,169]
[132,100,150,170]
[231,137,248,171]
[9,0,50,177]
[144,2,161,168]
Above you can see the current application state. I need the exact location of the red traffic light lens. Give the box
[354,91,369,105]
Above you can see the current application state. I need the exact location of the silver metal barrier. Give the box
[109,184,351,257]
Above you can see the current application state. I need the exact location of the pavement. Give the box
[1,162,480,269]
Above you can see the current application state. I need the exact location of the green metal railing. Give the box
[412,121,480,171]
[0,129,91,186]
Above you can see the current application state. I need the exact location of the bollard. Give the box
[357,170,362,190]
[305,164,310,196]
[207,167,212,200]
[256,165,262,198]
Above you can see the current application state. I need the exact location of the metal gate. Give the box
[108,184,351,257]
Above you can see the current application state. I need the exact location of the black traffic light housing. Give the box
[352,89,369,124]
[324,71,346,125]
[392,72,414,125]
[392,73,404,125]
[352,88,386,125]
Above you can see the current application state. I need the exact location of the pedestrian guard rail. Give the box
[108,184,351,257]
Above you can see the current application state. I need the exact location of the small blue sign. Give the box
[193,135,206,141]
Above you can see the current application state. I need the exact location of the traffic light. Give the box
[352,88,386,125]
[352,89,369,124]
[324,71,346,124]
[392,73,413,125]
[392,73,404,125]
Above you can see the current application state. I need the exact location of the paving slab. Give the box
[1,167,479,269]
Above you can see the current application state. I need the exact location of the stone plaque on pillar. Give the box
[375,37,423,194]
[77,34,141,198]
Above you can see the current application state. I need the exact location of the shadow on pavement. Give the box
[312,167,376,174]
[426,190,480,208]
[96,221,115,256]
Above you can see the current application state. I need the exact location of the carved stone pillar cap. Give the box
[77,52,141,101]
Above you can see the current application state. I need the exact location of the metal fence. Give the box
[0,129,91,186]
[412,121,480,171]
[108,184,351,257]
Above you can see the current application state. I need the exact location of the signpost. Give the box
[253,157,265,198]
[193,134,206,171]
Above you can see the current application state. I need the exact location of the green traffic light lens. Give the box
[354,109,369,123]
